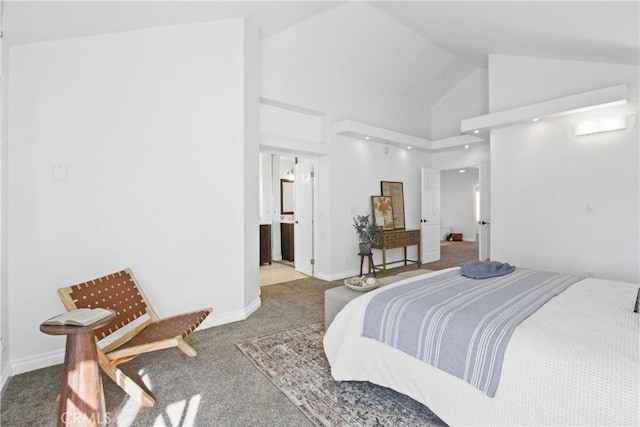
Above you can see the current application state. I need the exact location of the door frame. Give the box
[293,159,314,276]
[259,150,320,277]
[420,167,441,264]
[439,165,486,261]
[478,160,491,261]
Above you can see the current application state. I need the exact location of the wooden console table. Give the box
[372,229,421,276]
[40,311,115,427]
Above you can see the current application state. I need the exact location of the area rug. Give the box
[237,322,446,426]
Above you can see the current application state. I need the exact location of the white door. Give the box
[420,168,441,264]
[478,160,491,261]
[294,159,314,276]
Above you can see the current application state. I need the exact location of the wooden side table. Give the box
[40,311,115,427]
[358,252,376,277]
[372,229,421,276]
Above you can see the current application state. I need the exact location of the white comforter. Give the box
[323,268,640,426]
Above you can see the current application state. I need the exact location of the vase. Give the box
[359,243,371,254]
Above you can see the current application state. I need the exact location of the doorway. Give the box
[424,167,480,269]
[259,152,314,286]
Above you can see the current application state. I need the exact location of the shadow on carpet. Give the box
[237,322,447,426]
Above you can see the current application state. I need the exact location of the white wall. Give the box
[7,19,260,373]
[258,152,272,225]
[0,39,9,387]
[327,139,431,279]
[429,65,490,170]
[431,144,490,171]
[241,22,261,308]
[261,16,432,280]
[489,55,639,282]
[431,68,488,140]
[441,169,479,241]
[260,4,431,140]
[260,104,324,144]
[489,55,636,113]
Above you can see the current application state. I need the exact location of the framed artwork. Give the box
[381,181,405,229]
[371,196,394,231]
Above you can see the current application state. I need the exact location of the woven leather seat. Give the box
[57,268,212,407]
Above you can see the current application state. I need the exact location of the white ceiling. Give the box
[374,1,639,67]
[4,1,639,107]
[2,1,341,43]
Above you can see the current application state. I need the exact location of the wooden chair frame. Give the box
[57,268,212,407]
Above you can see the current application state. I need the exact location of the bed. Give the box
[323,267,640,426]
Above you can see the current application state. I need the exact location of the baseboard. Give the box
[197,296,262,331]
[318,269,359,282]
[9,297,263,376]
[319,260,428,282]
[313,270,355,282]
[11,348,64,376]
[1,362,12,392]
[313,271,332,282]
[243,296,262,318]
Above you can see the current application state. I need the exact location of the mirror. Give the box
[280,179,294,214]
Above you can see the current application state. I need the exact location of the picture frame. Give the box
[280,179,294,214]
[381,181,405,229]
[371,196,395,231]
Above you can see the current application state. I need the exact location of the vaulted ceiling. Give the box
[4,1,638,108]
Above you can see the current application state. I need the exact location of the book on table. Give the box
[43,308,113,327]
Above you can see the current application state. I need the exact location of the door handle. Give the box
[479,221,490,225]
[295,220,299,224]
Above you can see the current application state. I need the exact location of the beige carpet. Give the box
[1,245,473,426]
[421,241,479,271]
[1,278,338,427]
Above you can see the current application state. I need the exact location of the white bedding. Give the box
[323,268,640,426]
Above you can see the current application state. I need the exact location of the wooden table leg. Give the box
[359,254,365,276]
[58,330,107,427]
[41,312,114,427]
[382,248,387,276]
[368,254,376,277]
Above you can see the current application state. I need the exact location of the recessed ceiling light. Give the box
[473,130,479,134]
[532,118,540,122]
[459,169,466,173]
[365,136,370,140]
[463,144,470,150]
[407,146,412,150]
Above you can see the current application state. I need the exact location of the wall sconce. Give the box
[573,116,629,136]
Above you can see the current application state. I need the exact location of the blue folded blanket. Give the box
[460,261,515,279]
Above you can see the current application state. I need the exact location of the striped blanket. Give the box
[362,268,583,396]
